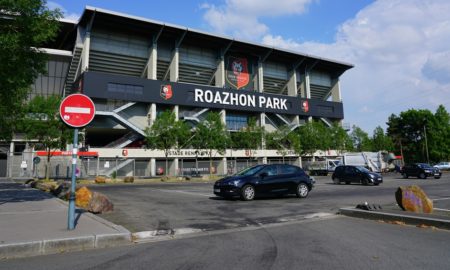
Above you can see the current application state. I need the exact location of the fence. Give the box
[4,151,306,179]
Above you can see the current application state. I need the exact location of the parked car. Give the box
[332,165,383,185]
[434,162,450,171]
[213,164,314,201]
[401,163,441,179]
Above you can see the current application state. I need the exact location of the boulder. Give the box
[95,176,106,184]
[52,181,71,199]
[124,176,134,183]
[75,186,92,209]
[395,185,433,213]
[87,192,114,213]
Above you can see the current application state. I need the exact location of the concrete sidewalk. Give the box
[0,178,131,260]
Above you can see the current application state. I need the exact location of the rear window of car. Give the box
[279,165,298,175]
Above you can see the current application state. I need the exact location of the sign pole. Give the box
[68,128,78,230]
[60,93,95,230]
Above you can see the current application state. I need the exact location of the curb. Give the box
[339,207,450,230]
[0,232,131,260]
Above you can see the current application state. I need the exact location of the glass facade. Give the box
[226,114,248,131]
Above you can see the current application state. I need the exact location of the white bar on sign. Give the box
[65,106,91,114]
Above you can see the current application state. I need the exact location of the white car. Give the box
[434,162,450,171]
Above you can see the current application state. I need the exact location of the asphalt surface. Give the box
[2,215,450,270]
[89,173,450,233]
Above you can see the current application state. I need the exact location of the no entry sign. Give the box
[60,94,95,128]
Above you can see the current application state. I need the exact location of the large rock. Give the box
[395,185,433,213]
[87,192,114,213]
[124,176,134,183]
[52,181,71,199]
[75,186,92,209]
[95,176,106,184]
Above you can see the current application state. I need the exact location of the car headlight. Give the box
[424,170,431,173]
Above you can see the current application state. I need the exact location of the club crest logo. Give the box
[160,84,173,100]
[226,57,250,90]
[301,100,309,113]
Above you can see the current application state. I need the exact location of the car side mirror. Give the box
[260,172,268,178]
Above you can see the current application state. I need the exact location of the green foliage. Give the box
[230,117,263,149]
[20,95,72,179]
[0,0,62,140]
[387,105,450,163]
[350,125,372,151]
[192,112,229,175]
[329,122,352,154]
[296,120,331,156]
[371,126,394,152]
[265,125,294,159]
[145,110,190,175]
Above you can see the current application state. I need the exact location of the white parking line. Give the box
[434,208,450,212]
[152,188,212,197]
[432,197,450,201]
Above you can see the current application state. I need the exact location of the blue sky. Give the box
[48,0,450,134]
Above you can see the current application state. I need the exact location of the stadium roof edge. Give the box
[80,6,354,69]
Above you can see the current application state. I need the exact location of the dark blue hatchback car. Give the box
[213,164,314,201]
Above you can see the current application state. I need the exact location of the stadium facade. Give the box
[1,6,353,177]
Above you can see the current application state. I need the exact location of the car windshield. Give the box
[356,166,370,173]
[417,163,433,168]
[235,165,265,176]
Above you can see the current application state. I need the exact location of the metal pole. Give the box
[68,128,78,230]
[424,125,430,164]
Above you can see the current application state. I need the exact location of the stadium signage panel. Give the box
[81,71,343,119]
[193,88,288,110]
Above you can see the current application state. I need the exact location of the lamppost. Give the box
[423,123,430,164]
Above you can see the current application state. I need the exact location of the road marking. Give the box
[152,188,211,197]
[432,197,450,201]
[434,208,450,212]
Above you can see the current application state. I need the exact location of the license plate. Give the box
[214,188,220,193]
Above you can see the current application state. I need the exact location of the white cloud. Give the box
[47,1,80,22]
[201,0,314,40]
[245,0,450,132]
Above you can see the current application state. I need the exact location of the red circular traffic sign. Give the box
[60,94,96,128]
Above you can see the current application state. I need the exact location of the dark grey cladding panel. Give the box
[80,71,343,119]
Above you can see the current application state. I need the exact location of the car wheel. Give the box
[419,173,426,179]
[296,183,309,198]
[241,185,255,201]
[374,183,380,186]
[402,173,408,179]
[361,178,369,185]
[332,177,340,184]
[345,181,350,185]
[434,176,441,179]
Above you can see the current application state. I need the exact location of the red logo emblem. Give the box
[226,57,250,90]
[160,85,173,100]
[301,100,309,113]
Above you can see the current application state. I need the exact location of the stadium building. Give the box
[1,6,353,178]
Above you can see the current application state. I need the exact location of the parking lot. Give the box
[90,173,450,234]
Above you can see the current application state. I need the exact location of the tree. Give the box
[0,0,61,140]
[428,105,450,162]
[20,95,72,179]
[329,123,352,155]
[144,110,190,176]
[230,117,263,150]
[296,120,331,157]
[350,125,372,151]
[371,126,394,152]
[387,106,450,163]
[265,125,293,162]
[192,112,229,177]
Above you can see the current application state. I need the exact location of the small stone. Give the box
[395,185,433,213]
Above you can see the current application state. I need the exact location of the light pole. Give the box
[423,124,430,164]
